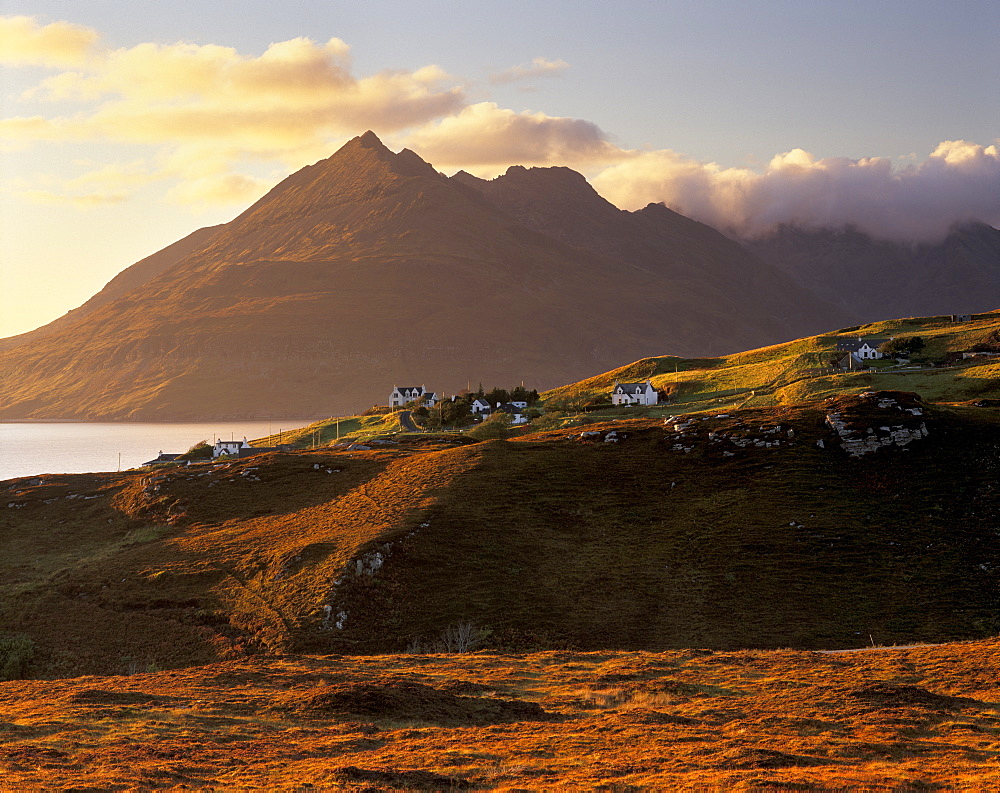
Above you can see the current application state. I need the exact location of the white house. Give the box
[470,397,492,414]
[495,402,529,424]
[611,380,658,406]
[836,337,888,362]
[389,385,439,408]
[214,438,251,458]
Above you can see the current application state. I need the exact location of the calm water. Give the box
[0,421,311,481]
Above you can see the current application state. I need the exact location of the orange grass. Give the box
[2,641,1000,788]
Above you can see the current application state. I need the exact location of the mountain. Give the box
[0,132,848,420]
[453,165,845,350]
[746,222,1000,323]
[0,225,222,353]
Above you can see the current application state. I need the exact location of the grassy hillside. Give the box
[543,311,1000,413]
[3,640,1000,788]
[3,395,1000,678]
[255,411,406,447]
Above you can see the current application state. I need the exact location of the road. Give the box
[397,410,419,432]
[818,643,944,655]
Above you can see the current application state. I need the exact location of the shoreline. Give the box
[0,417,320,425]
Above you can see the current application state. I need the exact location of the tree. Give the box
[510,385,529,403]
[485,387,509,407]
[878,336,925,357]
[440,397,473,428]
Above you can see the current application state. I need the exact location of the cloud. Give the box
[166,172,272,206]
[0,15,99,67]
[4,16,997,237]
[1,20,465,205]
[402,102,627,173]
[13,160,155,208]
[592,141,1000,242]
[490,56,569,84]
[22,189,128,207]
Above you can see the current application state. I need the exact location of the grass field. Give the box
[543,311,1000,415]
[2,640,1000,788]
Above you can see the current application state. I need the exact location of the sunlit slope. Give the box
[4,397,1000,677]
[544,311,1000,410]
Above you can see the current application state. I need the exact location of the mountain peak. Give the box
[356,129,385,148]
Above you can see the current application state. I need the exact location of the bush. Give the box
[179,440,212,460]
[879,336,925,357]
[466,411,512,440]
[0,633,35,680]
[529,411,568,431]
[406,622,491,654]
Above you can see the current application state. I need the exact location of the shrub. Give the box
[528,411,567,431]
[879,336,925,357]
[466,411,512,440]
[180,440,212,460]
[0,633,35,680]
[406,622,491,654]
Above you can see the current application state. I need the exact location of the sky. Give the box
[1,0,998,338]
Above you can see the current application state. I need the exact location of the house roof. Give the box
[836,337,885,351]
[142,453,182,465]
[393,386,425,395]
[614,381,651,394]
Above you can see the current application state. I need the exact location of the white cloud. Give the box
[1,19,465,205]
[490,56,569,84]
[592,141,1000,242]
[0,15,99,67]
[402,102,627,173]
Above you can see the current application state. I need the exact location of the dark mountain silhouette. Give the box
[0,132,848,420]
[746,222,1000,322]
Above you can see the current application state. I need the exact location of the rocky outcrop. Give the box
[823,391,929,458]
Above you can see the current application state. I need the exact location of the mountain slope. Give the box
[0,225,221,353]
[747,222,1000,322]
[0,132,848,420]
[454,165,851,351]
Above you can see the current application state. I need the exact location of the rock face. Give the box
[0,132,848,420]
[747,223,1000,322]
[822,391,929,458]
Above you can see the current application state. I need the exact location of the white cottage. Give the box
[470,397,492,414]
[389,385,439,408]
[836,337,888,362]
[495,402,529,424]
[611,380,658,406]
[214,438,251,458]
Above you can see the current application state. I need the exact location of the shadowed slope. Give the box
[747,222,1000,322]
[3,397,999,677]
[454,165,851,351]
